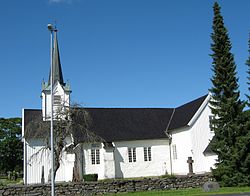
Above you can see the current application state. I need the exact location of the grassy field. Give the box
[106,187,250,196]
[0,177,23,186]
[0,177,249,196]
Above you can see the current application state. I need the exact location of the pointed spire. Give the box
[48,30,64,86]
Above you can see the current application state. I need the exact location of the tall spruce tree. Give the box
[246,33,250,105]
[209,2,245,186]
[236,109,250,186]
[237,33,250,185]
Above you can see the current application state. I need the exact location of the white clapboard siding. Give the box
[25,138,74,184]
[171,126,192,175]
[190,103,217,173]
[171,100,217,175]
[114,139,170,178]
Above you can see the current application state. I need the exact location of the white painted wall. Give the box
[189,103,217,173]
[170,97,217,175]
[24,138,74,184]
[80,139,170,180]
[103,147,115,179]
[170,127,192,175]
[113,139,170,178]
[22,109,27,184]
[82,143,105,179]
[42,81,70,120]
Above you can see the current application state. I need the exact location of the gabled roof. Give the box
[86,108,174,142]
[23,94,209,142]
[23,109,44,139]
[168,94,208,130]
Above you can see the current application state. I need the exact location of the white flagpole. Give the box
[47,23,55,196]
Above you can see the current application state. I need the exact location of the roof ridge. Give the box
[175,94,208,109]
[24,109,42,111]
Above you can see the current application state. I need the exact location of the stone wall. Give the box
[0,174,212,195]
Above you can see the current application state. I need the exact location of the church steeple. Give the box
[41,28,71,120]
[48,30,64,86]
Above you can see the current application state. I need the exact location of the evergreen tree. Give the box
[236,109,250,186]
[236,33,250,186]
[246,33,250,105]
[209,2,245,186]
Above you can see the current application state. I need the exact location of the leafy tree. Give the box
[0,118,23,174]
[209,2,245,186]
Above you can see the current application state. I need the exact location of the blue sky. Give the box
[0,0,249,118]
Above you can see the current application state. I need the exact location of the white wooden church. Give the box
[22,30,217,184]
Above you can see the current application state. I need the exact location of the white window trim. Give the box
[91,149,100,165]
[172,144,177,160]
[128,147,136,162]
[144,147,152,161]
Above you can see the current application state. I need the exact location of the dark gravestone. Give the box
[48,169,51,182]
[202,181,220,192]
[41,166,45,184]
[187,157,194,175]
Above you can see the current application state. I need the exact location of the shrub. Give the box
[160,174,177,179]
[83,174,98,182]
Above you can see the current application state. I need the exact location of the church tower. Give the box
[41,30,71,120]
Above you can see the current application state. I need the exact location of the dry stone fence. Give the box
[0,174,213,195]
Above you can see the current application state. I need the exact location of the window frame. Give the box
[53,95,61,105]
[144,147,152,161]
[209,115,215,132]
[172,144,177,160]
[91,149,100,165]
[128,147,136,162]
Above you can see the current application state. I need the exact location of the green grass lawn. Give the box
[0,176,249,196]
[0,177,23,186]
[106,187,250,196]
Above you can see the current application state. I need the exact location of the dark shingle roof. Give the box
[86,108,173,142]
[23,109,47,139]
[168,95,208,130]
[23,95,208,142]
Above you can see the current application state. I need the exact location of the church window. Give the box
[144,147,152,161]
[91,149,100,164]
[128,148,136,162]
[54,95,61,105]
[209,116,215,132]
[172,144,177,160]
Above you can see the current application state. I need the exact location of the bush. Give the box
[0,179,5,186]
[83,174,98,182]
[7,171,19,181]
[160,174,177,179]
